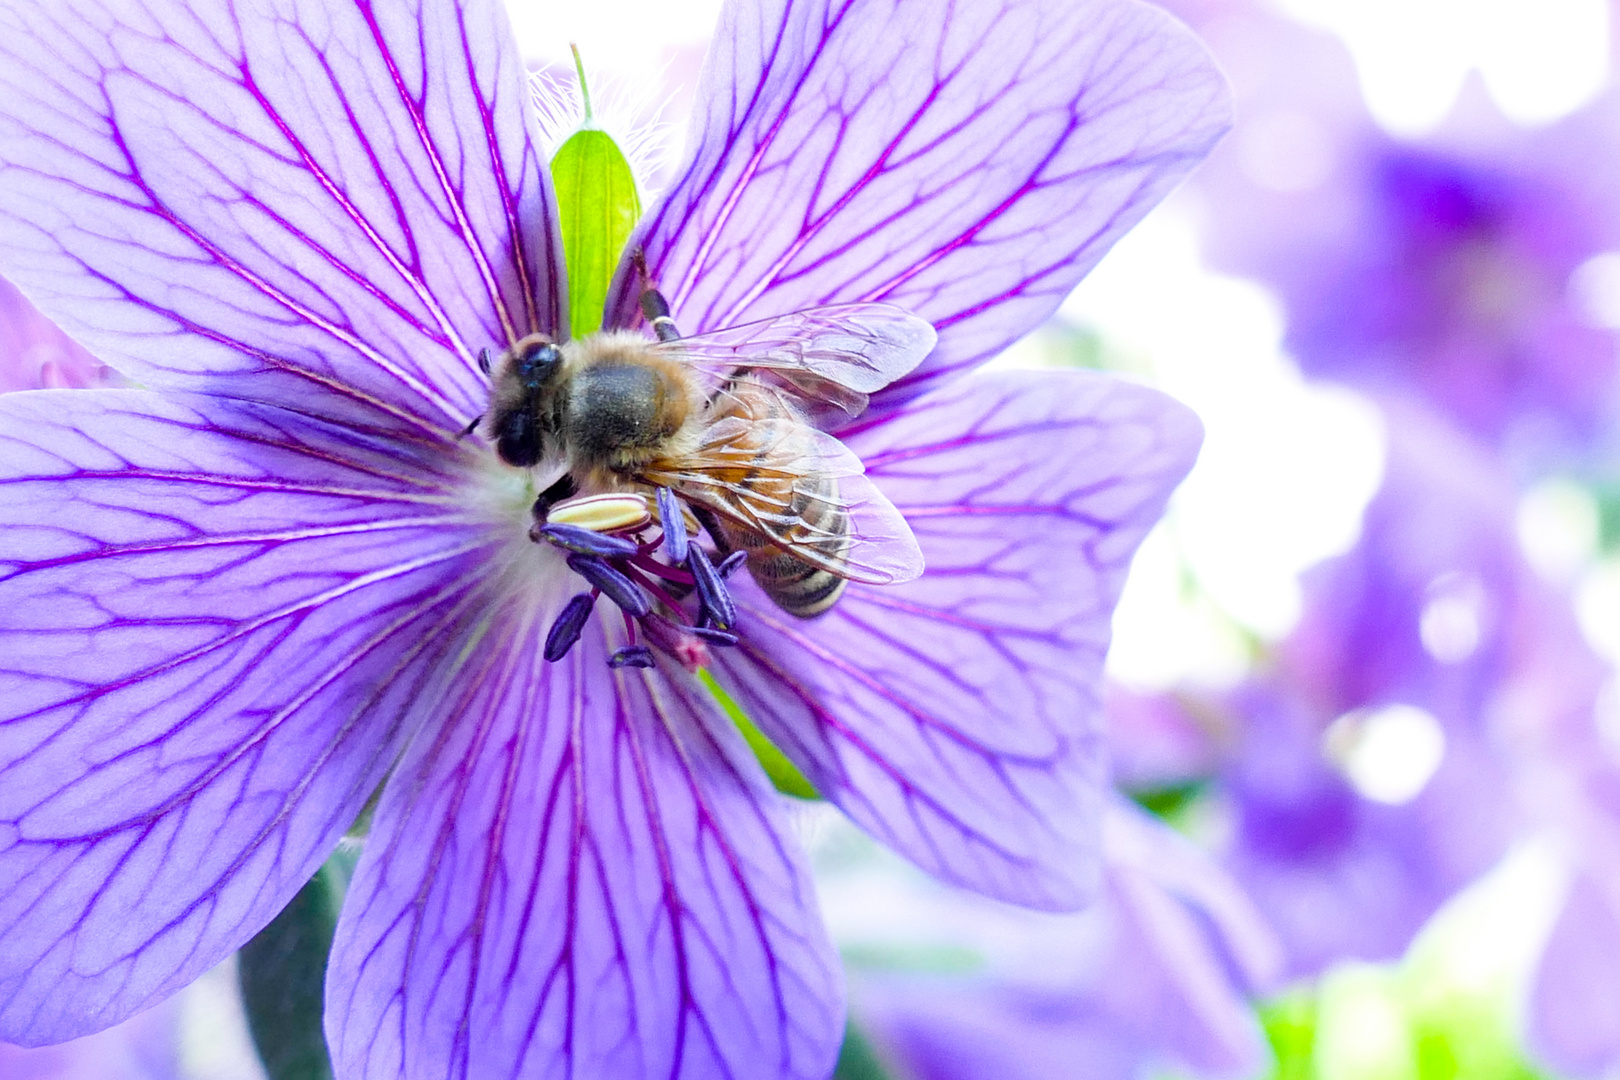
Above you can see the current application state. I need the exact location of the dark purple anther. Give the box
[657,487,689,565]
[686,546,737,630]
[607,645,656,669]
[539,522,641,559]
[544,593,595,662]
[717,550,747,579]
[566,554,651,618]
[690,625,739,647]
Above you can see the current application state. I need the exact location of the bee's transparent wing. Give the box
[643,417,924,587]
[654,303,937,399]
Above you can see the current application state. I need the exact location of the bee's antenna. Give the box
[458,414,483,440]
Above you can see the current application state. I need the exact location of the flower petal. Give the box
[0,390,494,1043]
[1529,871,1620,1078]
[712,370,1202,908]
[0,0,560,438]
[611,0,1230,409]
[0,274,105,393]
[327,603,844,1080]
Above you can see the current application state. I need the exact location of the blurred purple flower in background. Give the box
[1163,0,1620,462]
[0,998,181,1080]
[0,0,1229,1076]
[826,800,1281,1080]
[1093,2,1620,1075]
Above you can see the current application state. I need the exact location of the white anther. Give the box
[546,492,651,534]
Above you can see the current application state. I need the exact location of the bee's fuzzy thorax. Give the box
[557,331,704,484]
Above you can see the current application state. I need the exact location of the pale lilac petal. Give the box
[0,0,560,438]
[327,602,843,1080]
[1101,805,1278,1075]
[0,995,180,1080]
[610,0,1230,410]
[0,390,495,1043]
[1529,872,1620,1078]
[713,371,1202,908]
[828,803,1275,1080]
[0,274,106,392]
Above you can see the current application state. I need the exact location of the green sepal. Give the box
[700,670,820,800]
[236,846,358,1080]
[550,128,640,340]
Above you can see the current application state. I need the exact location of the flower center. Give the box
[532,486,746,671]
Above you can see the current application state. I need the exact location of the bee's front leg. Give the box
[632,248,681,342]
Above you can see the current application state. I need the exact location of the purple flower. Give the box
[1162,0,1620,456]
[1202,401,1570,977]
[0,0,1227,1076]
[835,800,1282,1080]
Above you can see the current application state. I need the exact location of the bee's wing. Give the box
[653,303,937,400]
[643,416,924,587]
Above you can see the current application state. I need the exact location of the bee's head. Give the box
[511,335,562,389]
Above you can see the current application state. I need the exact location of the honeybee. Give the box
[482,284,935,617]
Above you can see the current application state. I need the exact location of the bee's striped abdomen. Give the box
[743,467,850,617]
[706,395,852,619]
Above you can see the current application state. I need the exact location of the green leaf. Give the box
[236,846,358,1080]
[550,127,640,340]
[700,670,820,800]
[1261,987,1320,1080]
[834,1022,900,1080]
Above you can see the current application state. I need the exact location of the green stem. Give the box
[571,43,593,124]
[237,847,358,1080]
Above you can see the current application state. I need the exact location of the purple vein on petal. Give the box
[353,0,522,350]
[665,0,860,317]
[85,110,467,432]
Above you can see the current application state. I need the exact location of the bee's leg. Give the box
[458,414,483,439]
[477,346,493,374]
[686,503,734,556]
[530,474,578,525]
[631,247,681,342]
[640,287,681,343]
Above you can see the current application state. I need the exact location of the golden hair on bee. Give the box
[554,331,704,488]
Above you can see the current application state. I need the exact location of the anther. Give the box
[546,492,651,534]
[538,522,641,559]
[687,546,737,630]
[566,554,651,617]
[657,487,689,564]
[608,645,656,669]
[544,593,595,662]
[690,625,739,647]
[716,550,747,579]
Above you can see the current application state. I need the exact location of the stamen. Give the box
[657,487,689,564]
[567,554,651,617]
[545,592,595,662]
[717,550,747,579]
[686,546,737,630]
[626,551,694,584]
[546,491,651,534]
[608,645,655,669]
[690,625,739,647]
[538,522,641,559]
